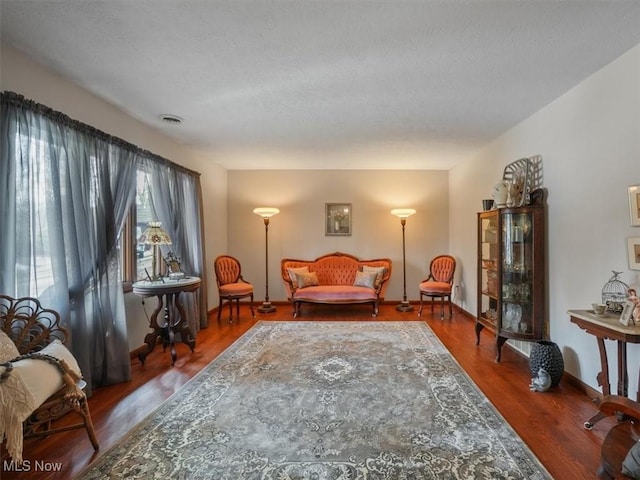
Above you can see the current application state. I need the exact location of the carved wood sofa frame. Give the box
[0,295,99,452]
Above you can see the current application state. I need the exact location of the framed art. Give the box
[628,237,640,270]
[325,203,352,236]
[629,185,640,226]
[164,252,185,279]
[619,300,636,326]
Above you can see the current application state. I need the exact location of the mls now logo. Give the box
[3,460,63,472]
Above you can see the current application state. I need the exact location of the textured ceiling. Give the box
[1,1,640,170]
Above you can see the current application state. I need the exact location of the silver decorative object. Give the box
[502,157,531,207]
[164,251,185,279]
[529,368,552,392]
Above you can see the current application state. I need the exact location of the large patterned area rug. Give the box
[78,321,550,479]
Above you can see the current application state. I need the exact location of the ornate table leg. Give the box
[618,340,628,397]
[167,292,177,365]
[138,295,164,364]
[174,292,196,352]
[161,295,170,351]
[584,336,613,430]
[596,337,611,396]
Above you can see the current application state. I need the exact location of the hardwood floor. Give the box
[1,302,611,479]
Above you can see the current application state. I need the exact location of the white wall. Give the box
[227,170,450,304]
[450,43,640,394]
[0,44,229,350]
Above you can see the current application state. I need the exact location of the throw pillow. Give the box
[295,271,320,289]
[0,331,19,363]
[287,267,309,288]
[353,271,378,289]
[39,339,82,377]
[622,441,640,479]
[362,265,386,288]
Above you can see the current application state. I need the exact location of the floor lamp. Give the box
[253,207,280,313]
[391,209,416,312]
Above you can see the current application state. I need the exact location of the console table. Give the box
[569,309,640,428]
[133,276,201,365]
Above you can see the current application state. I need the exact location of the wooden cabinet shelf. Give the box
[476,198,546,361]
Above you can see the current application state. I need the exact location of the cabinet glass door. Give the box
[500,211,533,335]
[479,213,499,328]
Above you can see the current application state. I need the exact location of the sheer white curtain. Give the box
[0,92,137,393]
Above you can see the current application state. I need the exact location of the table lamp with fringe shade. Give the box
[138,221,172,281]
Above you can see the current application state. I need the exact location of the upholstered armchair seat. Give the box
[219,283,254,296]
[418,281,451,294]
[290,285,377,303]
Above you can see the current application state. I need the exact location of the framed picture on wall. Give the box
[628,237,640,270]
[629,185,640,226]
[326,203,352,236]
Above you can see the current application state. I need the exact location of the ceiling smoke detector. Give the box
[159,114,183,125]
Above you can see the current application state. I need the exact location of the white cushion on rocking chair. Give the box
[11,340,82,406]
[0,340,83,463]
[40,339,82,376]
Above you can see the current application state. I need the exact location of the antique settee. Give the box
[281,252,392,317]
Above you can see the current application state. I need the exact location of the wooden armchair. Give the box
[0,295,99,463]
[418,255,456,319]
[597,395,640,479]
[214,255,255,323]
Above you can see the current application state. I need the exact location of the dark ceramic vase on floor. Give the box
[529,340,564,386]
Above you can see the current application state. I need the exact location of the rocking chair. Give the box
[0,295,99,463]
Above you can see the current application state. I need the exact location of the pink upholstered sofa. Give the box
[281,252,392,317]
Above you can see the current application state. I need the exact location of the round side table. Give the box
[132,276,201,365]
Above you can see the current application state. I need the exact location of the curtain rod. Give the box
[1,90,201,178]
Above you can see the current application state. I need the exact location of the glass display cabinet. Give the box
[476,198,545,361]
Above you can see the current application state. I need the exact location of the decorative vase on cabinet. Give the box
[476,192,546,361]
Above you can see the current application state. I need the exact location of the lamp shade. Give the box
[139,221,172,245]
[253,207,280,218]
[391,208,416,219]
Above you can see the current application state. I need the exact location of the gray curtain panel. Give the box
[140,155,208,332]
[0,92,138,393]
[1,92,208,392]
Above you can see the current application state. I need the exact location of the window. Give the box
[16,135,56,297]
[120,169,159,288]
[135,170,155,281]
